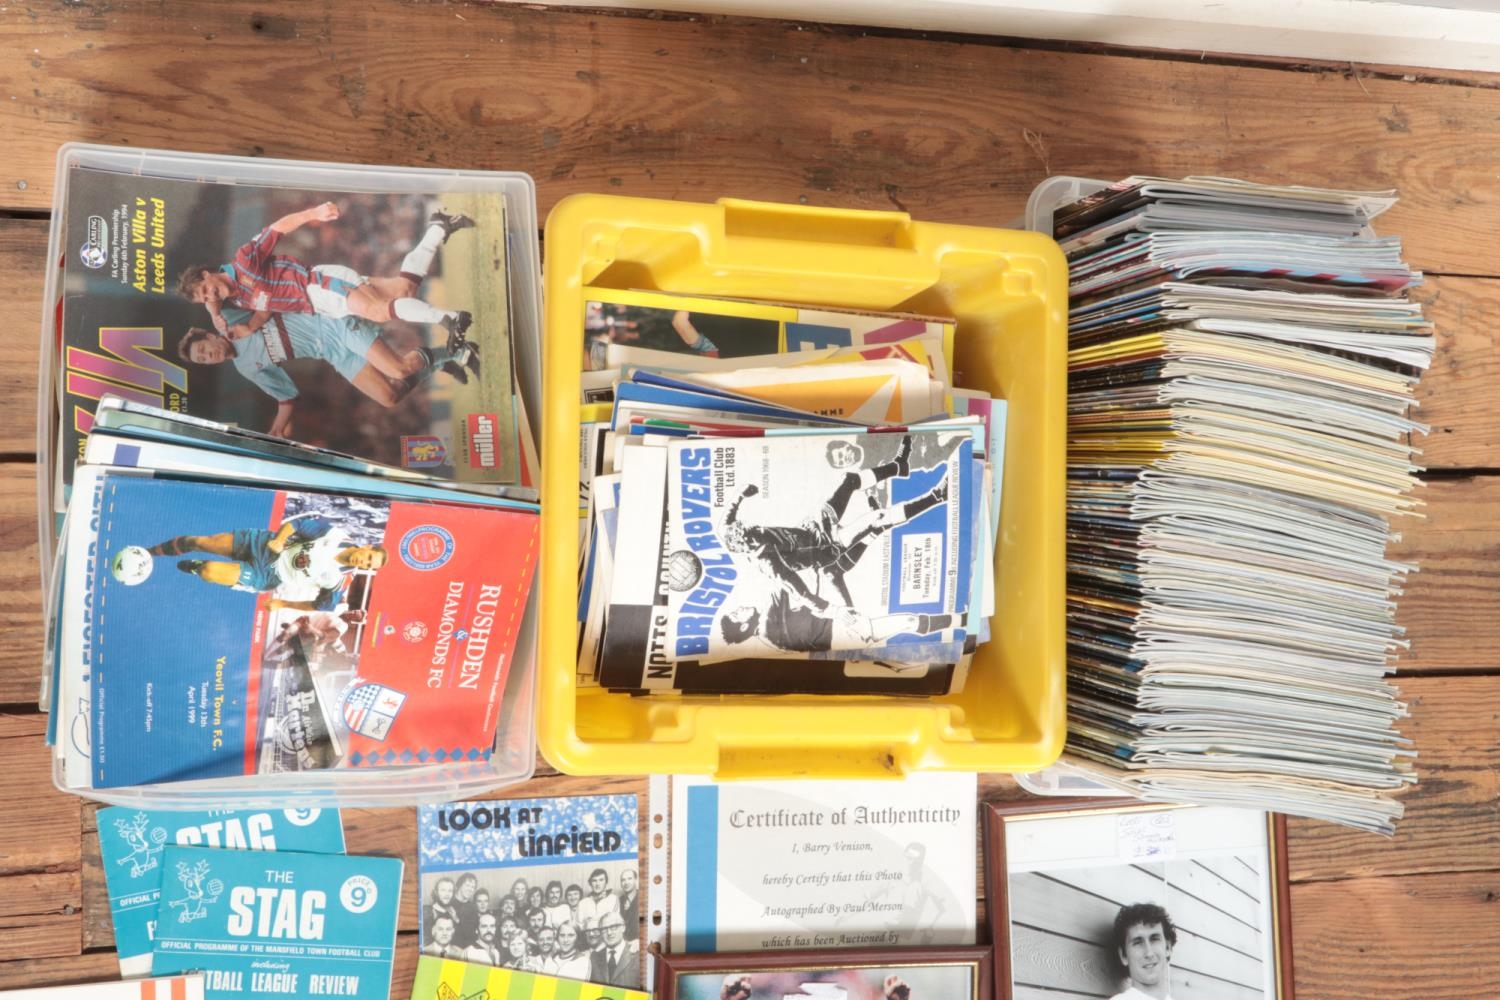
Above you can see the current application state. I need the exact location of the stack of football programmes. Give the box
[98,805,347,976]
[48,418,539,794]
[1048,176,1433,833]
[573,289,1006,695]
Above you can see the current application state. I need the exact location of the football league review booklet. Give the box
[83,474,538,787]
[410,957,650,1000]
[669,773,978,954]
[150,846,401,1000]
[416,794,642,988]
[99,806,346,976]
[58,163,519,497]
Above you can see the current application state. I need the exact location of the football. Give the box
[110,545,154,586]
[665,548,703,592]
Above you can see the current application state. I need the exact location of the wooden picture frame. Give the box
[983,800,1294,1000]
[650,943,993,1000]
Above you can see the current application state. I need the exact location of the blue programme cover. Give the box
[151,846,401,1000]
[99,806,345,976]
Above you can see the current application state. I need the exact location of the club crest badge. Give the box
[341,682,407,741]
[399,524,455,570]
[401,435,450,469]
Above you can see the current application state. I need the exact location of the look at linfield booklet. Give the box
[416,794,641,988]
[64,469,538,789]
[57,161,518,502]
[150,846,402,1000]
[0,976,204,999]
[599,429,976,690]
[410,958,649,1000]
[666,773,977,953]
[99,806,346,976]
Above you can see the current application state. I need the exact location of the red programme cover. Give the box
[74,473,538,787]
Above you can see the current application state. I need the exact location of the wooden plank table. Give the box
[0,4,1495,997]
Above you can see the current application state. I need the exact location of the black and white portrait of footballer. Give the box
[996,806,1287,1000]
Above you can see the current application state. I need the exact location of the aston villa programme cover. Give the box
[57,164,518,503]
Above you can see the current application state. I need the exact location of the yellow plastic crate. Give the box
[538,195,1067,779]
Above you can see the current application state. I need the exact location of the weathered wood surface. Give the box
[0,3,1499,275]
[1292,870,1500,1000]
[1392,478,1500,672]
[0,220,44,457]
[1,0,1498,993]
[0,717,81,963]
[0,464,44,706]
[1285,676,1500,881]
[0,717,79,875]
[0,950,118,992]
[1414,277,1500,469]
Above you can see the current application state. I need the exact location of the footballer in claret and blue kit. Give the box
[58,163,520,498]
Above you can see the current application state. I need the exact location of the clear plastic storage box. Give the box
[39,144,544,807]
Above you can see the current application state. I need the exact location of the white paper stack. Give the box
[1052,176,1432,834]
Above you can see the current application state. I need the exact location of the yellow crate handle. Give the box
[717,197,918,252]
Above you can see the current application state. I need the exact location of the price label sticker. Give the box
[1118,811,1178,862]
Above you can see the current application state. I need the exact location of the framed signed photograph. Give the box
[651,944,992,1000]
[984,801,1293,1000]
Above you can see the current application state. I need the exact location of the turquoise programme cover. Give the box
[150,845,401,1000]
[99,806,345,976]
